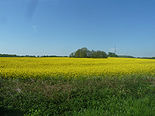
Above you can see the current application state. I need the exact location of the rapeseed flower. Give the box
[0,57,155,79]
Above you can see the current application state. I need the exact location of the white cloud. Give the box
[32,25,38,32]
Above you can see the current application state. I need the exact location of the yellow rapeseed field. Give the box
[1,57,155,79]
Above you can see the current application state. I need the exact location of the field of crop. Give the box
[1,57,155,115]
[1,57,155,79]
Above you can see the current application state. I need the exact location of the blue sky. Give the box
[0,0,155,57]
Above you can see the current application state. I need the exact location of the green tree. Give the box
[108,52,118,57]
[91,50,107,58]
[69,52,76,57]
[69,47,107,58]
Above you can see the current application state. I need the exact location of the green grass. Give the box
[1,75,155,116]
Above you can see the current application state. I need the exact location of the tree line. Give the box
[0,54,37,57]
[41,55,68,57]
[69,47,118,58]
[0,54,22,57]
[0,54,68,57]
[1,47,142,58]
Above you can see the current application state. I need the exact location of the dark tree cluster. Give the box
[69,47,108,58]
[0,54,37,57]
[0,54,20,57]
[108,52,118,57]
[139,57,155,59]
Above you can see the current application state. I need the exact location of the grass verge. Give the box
[0,75,155,116]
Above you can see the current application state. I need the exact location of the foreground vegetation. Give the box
[1,75,155,116]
